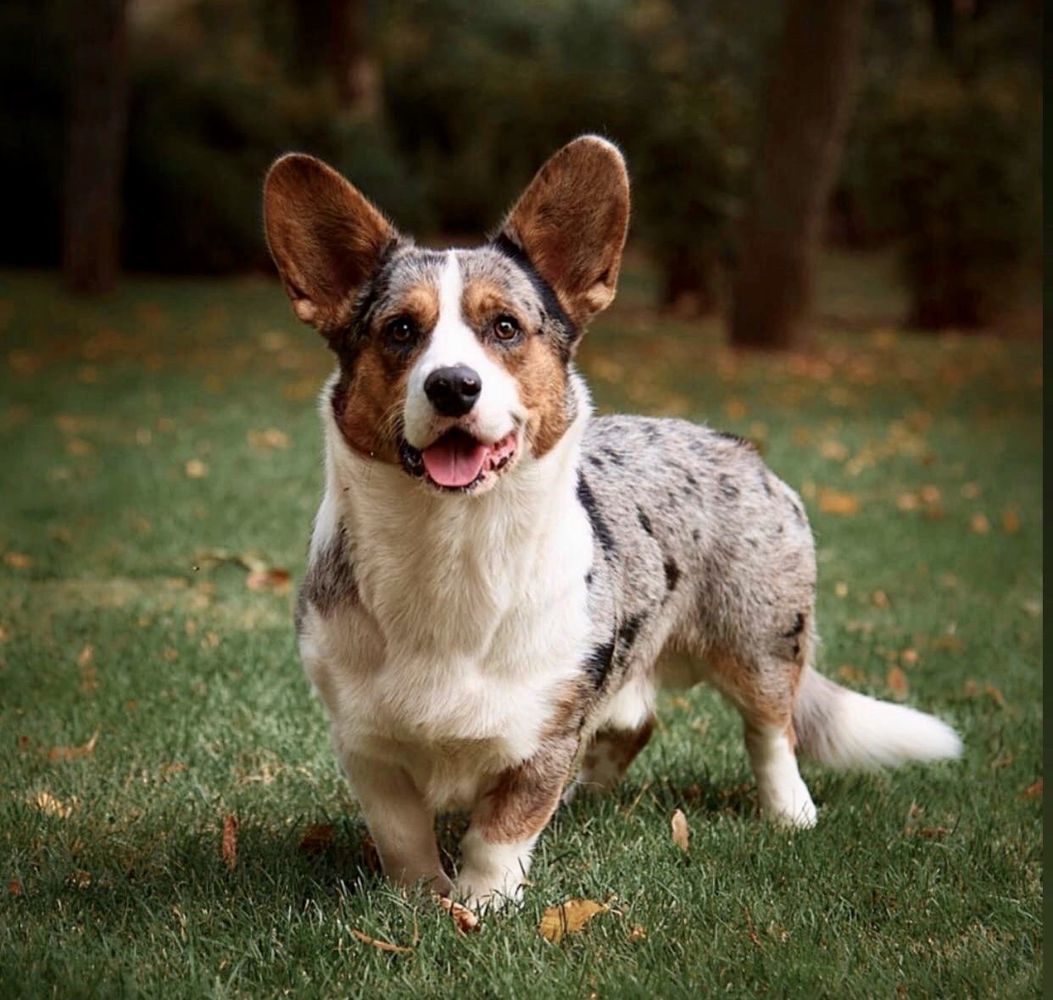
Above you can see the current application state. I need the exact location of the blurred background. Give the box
[1,0,1043,342]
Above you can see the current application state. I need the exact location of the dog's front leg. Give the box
[455,733,578,911]
[343,754,453,895]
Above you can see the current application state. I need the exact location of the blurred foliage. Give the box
[1,0,1041,327]
[837,0,1041,328]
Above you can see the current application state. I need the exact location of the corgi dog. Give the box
[262,136,962,911]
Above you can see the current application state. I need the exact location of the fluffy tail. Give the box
[793,667,962,770]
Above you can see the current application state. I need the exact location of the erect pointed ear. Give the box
[263,153,397,333]
[499,135,630,327]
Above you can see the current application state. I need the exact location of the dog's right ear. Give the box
[263,154,397,333]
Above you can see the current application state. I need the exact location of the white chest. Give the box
[298,425,594,810]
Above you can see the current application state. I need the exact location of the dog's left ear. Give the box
[499,135,630,328]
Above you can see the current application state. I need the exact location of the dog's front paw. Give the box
[453,868,526,913]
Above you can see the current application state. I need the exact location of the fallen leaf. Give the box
[628,924,647,942]
[1021,779,1043,800]
[47,730,99,762]
[834,581,848,598]
[538,898,610,944]
[437,897,480,934]
[184,459,208,479]
[914,826,952,839]
[887,666,909,700]
[960,482,982,500]
[983,684,1006,708]
[8,879,22,896]
[66,869,92,889]
[248,428,291,450]
[837,664,865,685]
[32,791,74,819]
[246,568,291,593]
[3,552,32,569]
[820,440,849,461]
[76,648,97,692]
[969,513,990,535]
[1002,508,1021,534]
[350,928,413,954]
[818,489,860,516]
[724,399,748,420]
[900,648,919,666]
[919,485,941,504]
[896,492,920,511]
[872,590,890,609]
[671,808,690,852]
[298,824,334,854]
[222,815,238,870]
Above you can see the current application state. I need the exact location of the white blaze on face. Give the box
[403,252,524,449]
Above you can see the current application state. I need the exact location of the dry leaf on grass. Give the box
[3,552,32,569]
[350,929,413,954]
[47,730,99,762]
[887,667,909,700]
[8,879,22,896]
[1002,508,1021,534]
[671,808,690,852]
[222,815,238,870]
[538,898,609,944]
[248,428,291,450]
[298,824,334,854]
[969,513,990,535]
[245,568,292,593]
[628,924,647,942]
[436,897,480,934]
[818,489,860,516]
[32,791,74,819]
[1021,779,1043,800]
[184,459,208,479]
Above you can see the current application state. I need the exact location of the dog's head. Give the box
[264,136,629,494]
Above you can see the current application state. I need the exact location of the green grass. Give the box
[0,260,1041,998]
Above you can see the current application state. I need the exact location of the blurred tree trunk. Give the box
[929,0,956,54]
[730,0,868,350]
[64,0,128,295]
[330,0,379,117]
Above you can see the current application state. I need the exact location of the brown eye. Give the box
[387,316,415,345]
[494,315,520,341]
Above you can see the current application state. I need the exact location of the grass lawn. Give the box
[0,257,1041,998]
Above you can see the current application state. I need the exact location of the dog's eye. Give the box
[387,316,416,344]
[493,315,520,341]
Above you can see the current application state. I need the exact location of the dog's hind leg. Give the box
[703,626,817,829]
[564,672,656,801]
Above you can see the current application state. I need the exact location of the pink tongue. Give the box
[421,433,489,487]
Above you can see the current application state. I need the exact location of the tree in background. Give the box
[330,0,379,118]
[64,0,129,295]
[730,0,868,349]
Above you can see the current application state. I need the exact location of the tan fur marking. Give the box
[492,334,570,459]
[461,279,520,331]
[333,347,409,464]
[381,284,439,335]
[473,681,585,844]
[703,647,801,730]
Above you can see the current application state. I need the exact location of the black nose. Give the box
[424,365,481,417]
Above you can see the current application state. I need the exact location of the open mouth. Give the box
[401,428,518,491]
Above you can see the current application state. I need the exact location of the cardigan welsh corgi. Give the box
[263,136,962,911]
